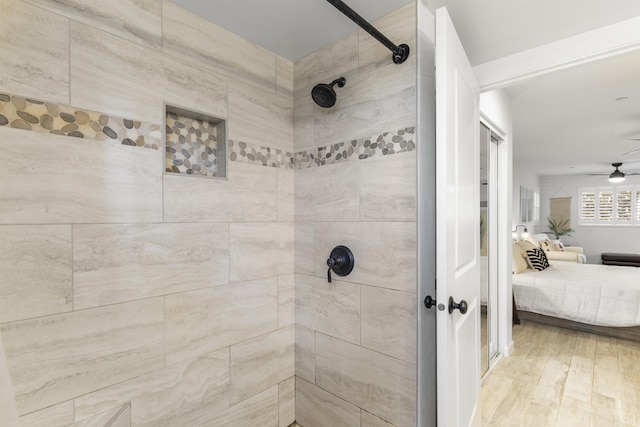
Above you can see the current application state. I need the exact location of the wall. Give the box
[0,1,294,426]
[512,160,541,234]
[540,174,640,263]
[293,3,418,426]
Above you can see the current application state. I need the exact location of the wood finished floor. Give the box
[481,321,640,426]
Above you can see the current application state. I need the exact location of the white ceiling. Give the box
[171,0,413,62]
[169,0,640,177]
[508,51,640,177]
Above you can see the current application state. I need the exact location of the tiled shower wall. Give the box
[293,3,418,427]
[0,0,294,426]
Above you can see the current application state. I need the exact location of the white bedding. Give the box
[513,261,640,327]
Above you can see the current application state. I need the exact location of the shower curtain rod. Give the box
[326,0,410,64]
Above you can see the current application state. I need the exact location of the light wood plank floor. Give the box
[481,321,640,426]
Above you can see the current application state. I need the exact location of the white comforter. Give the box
[513,261,640,327]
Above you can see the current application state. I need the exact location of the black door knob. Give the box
[424,295,436,309]
[448,296,468,314]
[326,245,355,283]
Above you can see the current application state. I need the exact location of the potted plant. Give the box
[546,217,574,240]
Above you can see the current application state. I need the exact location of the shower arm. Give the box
[325,0,410,64]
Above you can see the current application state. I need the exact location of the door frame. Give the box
[417,9,640,426]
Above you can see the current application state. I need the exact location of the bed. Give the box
[512,260,640,341]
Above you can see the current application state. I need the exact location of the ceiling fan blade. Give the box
[622,148,640,156]
[624,138,640,141]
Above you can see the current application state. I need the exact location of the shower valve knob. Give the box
[326,245,354,283]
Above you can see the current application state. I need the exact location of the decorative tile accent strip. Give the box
[166,112,220,176]
[228,140,294,169]
[293,127,415,169]
[0,92,161,149]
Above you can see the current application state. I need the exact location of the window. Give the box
[580,186,640,226]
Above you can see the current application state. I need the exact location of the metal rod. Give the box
[325,0,410,64]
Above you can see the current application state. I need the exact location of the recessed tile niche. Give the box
[165,105,226,178]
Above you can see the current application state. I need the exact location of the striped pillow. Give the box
[526,247,550,271]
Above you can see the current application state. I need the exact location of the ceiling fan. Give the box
[589,162,640,183]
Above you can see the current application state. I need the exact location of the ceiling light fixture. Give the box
[609,162,626,183]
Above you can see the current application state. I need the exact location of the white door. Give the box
[435,7,481,427]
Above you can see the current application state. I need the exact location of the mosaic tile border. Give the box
[292,127,415,169]
[0,91,414,171]
[0,92,161,149]
[228,140,295,169]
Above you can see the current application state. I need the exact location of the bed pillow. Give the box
[512,243,529,274]
[539,239,550,252]
[516,240,538,268]
[525,247,550,271]
[517,239,538,252]
[550,239,564,251]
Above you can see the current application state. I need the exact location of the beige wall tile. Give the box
[74,404,130,427]
[1,298,164,415]
[362,411,395,427]
[296,378,361,427]
[228,80,293,151]
[26,0,161,48]
[162,1,276,91]
[164,162,277,222]
[358,3,416,73]
[278,168,294,222]
[296,275,360,344]
[70,21,227,124]
[279,274,295,327]
[101,404,130,427]
[229,222,294,282]
[0,128,163,224]
[73,223,229,309]
[279,376,295,427]
[316,334,416,426]
[295,222,315,274]
[314,56,416,148]
[19,401,73,427]
[295,162,360,221]
[277,56,294,96]
[294,32,358,95]
[0,1,69,103]
[75,349,229,426]
[0,333,19,427]
[361,286,416,363]
[230,327,294,404]
[293,90,315,152]
[360,152,417,221]
[295,325,316,383]
[0,225,71,323]
[202,385,279,426]
[314,222,417,292]
[165,279,278,365]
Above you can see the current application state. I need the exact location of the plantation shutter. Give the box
[598,191,614,221]
[617,190,633,222]
[581,191,596,222]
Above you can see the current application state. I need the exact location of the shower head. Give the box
[311,77,346,108]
